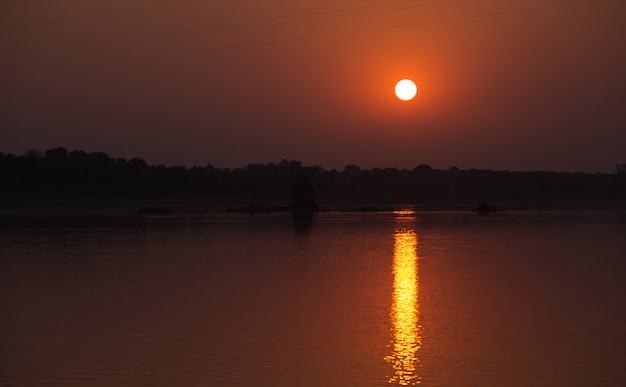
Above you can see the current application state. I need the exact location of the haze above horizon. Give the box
[1,0,624,173]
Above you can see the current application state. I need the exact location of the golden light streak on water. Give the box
[393,210,416,217]
[385,228,421,385]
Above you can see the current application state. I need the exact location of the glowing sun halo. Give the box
[395,79,417,101]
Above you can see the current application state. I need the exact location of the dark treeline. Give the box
[1,148,625,206]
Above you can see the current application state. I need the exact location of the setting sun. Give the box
[395,79,417,101]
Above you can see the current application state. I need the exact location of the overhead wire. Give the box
[0,0,433,32]
[0,0,242,29]
[0,0,464,54]
[0,0,610,72]
[0,0,409,49]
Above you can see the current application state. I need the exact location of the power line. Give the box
[1,0,456,47]
[0,0,241,29]
[0,0,463,54]
[0,0,609,72]
[210,0,609,49]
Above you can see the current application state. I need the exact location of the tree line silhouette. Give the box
[1,147,625,206]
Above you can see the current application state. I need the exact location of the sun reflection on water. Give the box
[385,227,421,385]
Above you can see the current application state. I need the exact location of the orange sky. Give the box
[1,0,625,172]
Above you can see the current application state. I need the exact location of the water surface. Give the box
[1,209,625,386]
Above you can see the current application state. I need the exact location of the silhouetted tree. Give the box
[45,147,68,162]
[1,147,625,205]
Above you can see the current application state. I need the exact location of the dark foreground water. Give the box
[1,209,626,386]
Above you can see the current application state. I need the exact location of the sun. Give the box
[395,79,417,101]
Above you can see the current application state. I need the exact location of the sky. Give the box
[1,0,625,172]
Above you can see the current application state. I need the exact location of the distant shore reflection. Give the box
[386,225,421,385]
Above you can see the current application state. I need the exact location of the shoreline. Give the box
[1,198,625,218]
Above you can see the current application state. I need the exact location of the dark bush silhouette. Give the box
[0,148,625,206]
